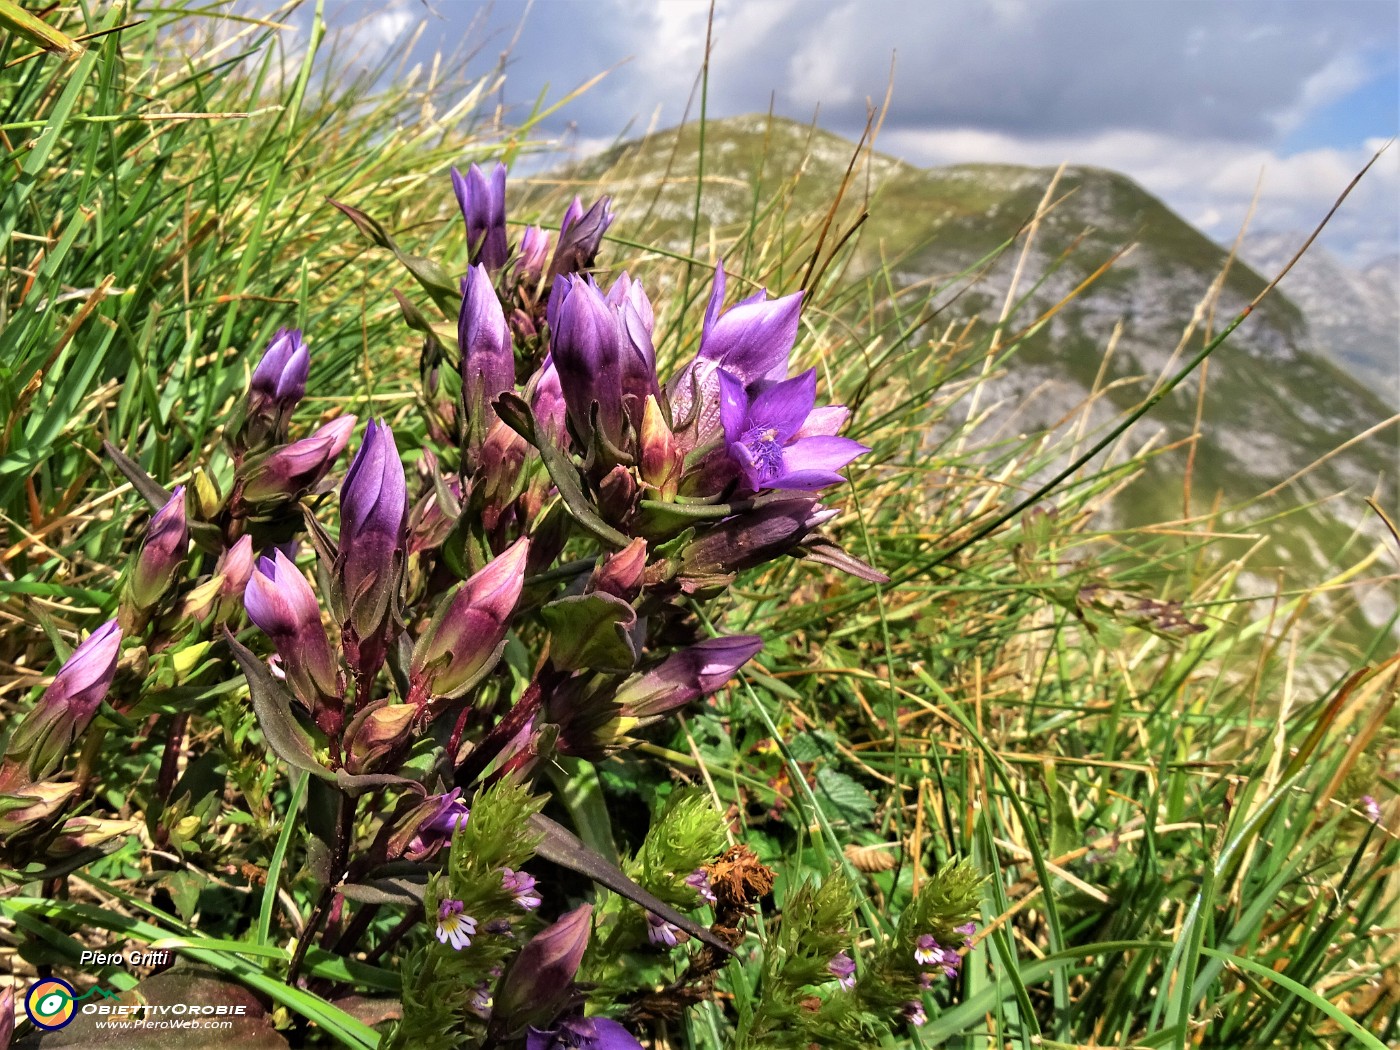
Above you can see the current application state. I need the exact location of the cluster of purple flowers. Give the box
[914,922,977,982]
[5,154,887,1049]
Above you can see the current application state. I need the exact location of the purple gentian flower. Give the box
[828,951,856,990]
[244,550,341,715]
[337,419,407,641]
[409,537,529,700]
[646,911,684,948]
[614,636,764,722]
[685,868,717,904]
[527,1017,643,1050]
[452,162,509,271]
[502,867,542,910]
[669,260,804,441]
[435,899,477,950]
[0,620,122,786]
[240,415,356,503]
[459,263,515,444]
[128,487,189,610]
[718,368,867,492]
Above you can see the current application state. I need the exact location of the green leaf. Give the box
[540,592,638,672]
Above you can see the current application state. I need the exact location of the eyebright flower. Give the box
[1362,795,1382,824]
[904,1000,927,1027]
[718,368,867,492]
[435,899,477,950]
[914,934,942,966]
[646,911,684,948]
[502,867,542,910]
[956,921,978,945]
[468,980,493,1019]
[685,868,717,904]
[828,951,857,990]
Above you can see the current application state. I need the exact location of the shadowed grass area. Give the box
[0,4,1395,1049]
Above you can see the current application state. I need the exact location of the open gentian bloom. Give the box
[670,261,804,442]
[717,368,867,492]
[527,1017,643,1050]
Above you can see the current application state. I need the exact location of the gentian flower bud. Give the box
[588,538,647,601]
[680,498,837,577]
[528,355,568,447]
[177,535,254,624]
[1,620,122,786]
[251,327,309,406]
[244,551,342,719]
[0,780,79,836]
[614,635,762,722]
[336,419,408,643]
[547,195,613,284]
[493,904,593,1036]
[343,699,416,774]
[478,420,529,533]
[459,264,515,446]
[639,395,682,500]
[516,225,551,288]
[216,535,255,616]
[239,327,310,450]
[128,487,188,611]
[240,415,356,504]
[550,275,658,453]
[452,162,509,272]
[410,537,529,700]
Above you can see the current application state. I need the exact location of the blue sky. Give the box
[312,0,1399,267]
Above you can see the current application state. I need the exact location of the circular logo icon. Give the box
[26,978,77,1030]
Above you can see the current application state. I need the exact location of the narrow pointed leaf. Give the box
[527,813,733,955]
[223,629,335,784]
[103,440,173,510]
[329,200,459,313]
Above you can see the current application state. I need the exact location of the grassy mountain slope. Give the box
[558,114,1395,642]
